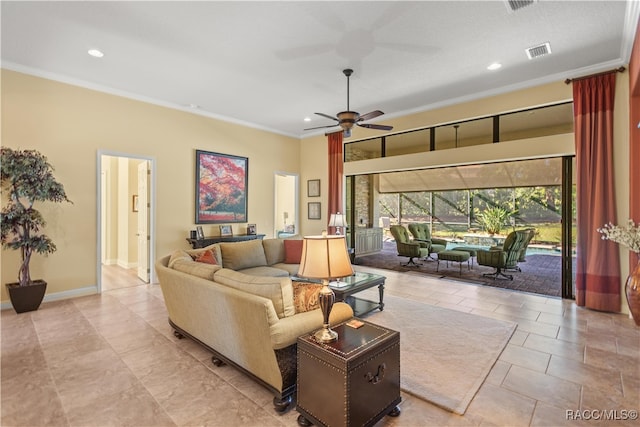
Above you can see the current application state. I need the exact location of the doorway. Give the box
[274,172,299,238]
[98,151,155,292]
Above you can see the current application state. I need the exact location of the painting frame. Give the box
[196,150,248,224]
[308,202,321,220]
[307,179,320,197]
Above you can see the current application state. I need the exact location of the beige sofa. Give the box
[155,238,354,412]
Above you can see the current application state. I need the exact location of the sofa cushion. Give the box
[213,268,295,318]
[271,263,301,276]
[240,266,290,277]
[283,239,304,264]
[219,240,267,271]
[292,281,323,313]
[168,249,194,268]
[262,238,285,266]
[195,249,218,265]
[171,259,220,280]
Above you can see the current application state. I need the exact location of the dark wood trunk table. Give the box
[296,320,401,427]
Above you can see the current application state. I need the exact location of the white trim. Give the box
[97,150,157,294]
[1,61,299,139]
[1,286,98,311]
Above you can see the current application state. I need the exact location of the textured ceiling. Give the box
[2,1,638,139]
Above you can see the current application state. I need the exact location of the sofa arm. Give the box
[270,302,354,349]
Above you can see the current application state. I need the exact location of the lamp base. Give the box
[314,326,338,343]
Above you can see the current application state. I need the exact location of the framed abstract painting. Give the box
[195,150,248,224]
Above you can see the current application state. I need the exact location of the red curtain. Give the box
[629,21,640,267]
[327,132,344,234]
[573,72,621,312]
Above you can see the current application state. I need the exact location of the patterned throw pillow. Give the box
[292,281,323,313]
[195,249,218,265]
[283,239,304,264]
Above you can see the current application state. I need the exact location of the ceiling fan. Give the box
[304,69,393,137]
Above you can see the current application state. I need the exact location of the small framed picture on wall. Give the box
[308,202,321,220]
[307,179,320,197]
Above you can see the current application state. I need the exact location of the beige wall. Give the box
[1,69,300,303]
[1,69,632,312]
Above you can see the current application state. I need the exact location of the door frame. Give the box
[96,150,157,292]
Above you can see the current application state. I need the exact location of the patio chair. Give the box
[390,225,429,267]
[476,229,529,280]
[489,227,536,272]
[408,223,447,259]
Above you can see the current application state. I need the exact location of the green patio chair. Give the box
[408,223,447,259]
[476,229,529,280]
[390,225,429,267]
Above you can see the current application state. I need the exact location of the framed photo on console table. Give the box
[195,150,248,224]
[220,225,233,237]
[247,224,256,235]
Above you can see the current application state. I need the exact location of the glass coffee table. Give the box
[330,272,386,317]
[292,272,386,317]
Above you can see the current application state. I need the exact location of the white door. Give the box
[137,161,150,282]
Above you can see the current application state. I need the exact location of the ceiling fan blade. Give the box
[304,124,339,131]
[315,112,339,121]
[358,110,384,121]
[357,123,393,131]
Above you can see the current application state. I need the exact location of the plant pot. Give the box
[626,260,640,327]
[6,280,47,313]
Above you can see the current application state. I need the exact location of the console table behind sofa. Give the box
[187,234,265,249]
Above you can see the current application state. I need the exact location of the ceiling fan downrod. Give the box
[343,68,353,111]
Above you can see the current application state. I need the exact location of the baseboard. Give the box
[1,285,99,311]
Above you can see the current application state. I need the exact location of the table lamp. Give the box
[328,212,348,235]
[297,232,354,343]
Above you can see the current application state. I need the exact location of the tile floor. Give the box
[1,265,638,426]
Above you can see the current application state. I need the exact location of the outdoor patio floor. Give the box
[354,241,574,298]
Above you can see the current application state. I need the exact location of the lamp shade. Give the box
[328,213,348,228]
[298,234,354,280]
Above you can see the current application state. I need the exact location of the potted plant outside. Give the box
[1,148,72,313]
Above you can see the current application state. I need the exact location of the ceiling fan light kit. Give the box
[305,69,393,137]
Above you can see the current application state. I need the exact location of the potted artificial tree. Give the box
[1,148,72,313]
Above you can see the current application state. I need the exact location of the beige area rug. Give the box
[365,294,517,415]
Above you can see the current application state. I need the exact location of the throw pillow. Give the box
[292,281,323,313]
[195,249,218,265]
[283,239,304,264]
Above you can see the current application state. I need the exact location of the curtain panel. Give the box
[573,72,621,312]
[327,132,344,234]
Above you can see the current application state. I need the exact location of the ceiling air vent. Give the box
[505,0,536,13]
[526,42,552,59]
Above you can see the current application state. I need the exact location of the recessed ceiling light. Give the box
[88,49,104,58]
[304,117,311,122]
[487,62,502,71]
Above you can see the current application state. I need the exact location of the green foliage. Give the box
[1,148,72,286]
[476,206,515,235]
